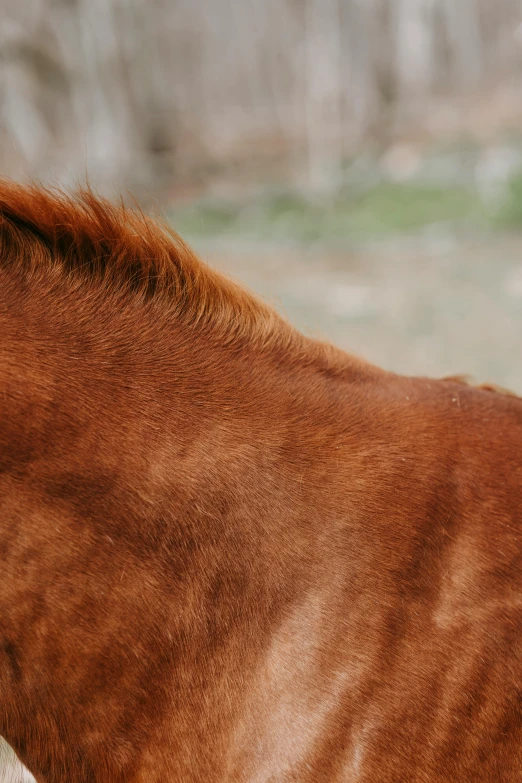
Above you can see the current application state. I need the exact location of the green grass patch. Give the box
[494,171,522,228]
[168,181,491,245]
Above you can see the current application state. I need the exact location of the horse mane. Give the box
[0,180,296,352]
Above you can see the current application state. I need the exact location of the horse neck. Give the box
[0,278,375,781]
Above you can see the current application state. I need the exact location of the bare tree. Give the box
[0,1,521,198]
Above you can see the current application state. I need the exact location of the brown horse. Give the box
[0,181,521,783]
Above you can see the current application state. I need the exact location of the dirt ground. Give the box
[194,232,522,395]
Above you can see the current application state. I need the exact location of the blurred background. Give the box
[1,1,522,779]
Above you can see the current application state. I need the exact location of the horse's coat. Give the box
[0,182,521,782]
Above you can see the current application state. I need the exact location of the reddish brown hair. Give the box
[0,182,521,783]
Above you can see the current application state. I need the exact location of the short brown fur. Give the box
[0,181,521,782]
